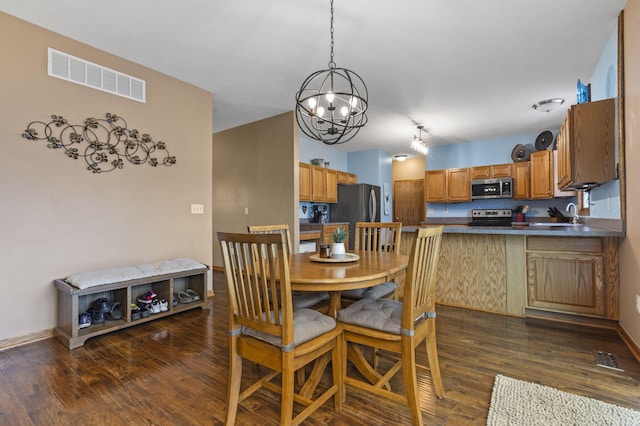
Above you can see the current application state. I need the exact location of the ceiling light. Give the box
[411,125,428,156]
[394,154,408,162]
[294,0,368,145]
[532,98,565,113]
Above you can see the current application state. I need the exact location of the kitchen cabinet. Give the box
[299,163,312,201]
[556,98,615,190]
[512,161,530,200]
[425,168,470,203]
[325,169,338,203]
[526,236,605,317]
[337,171,357,184]
[529,150,553,199]
[470,163,512,179]
[299,163,339,202]
[301,223,349,248]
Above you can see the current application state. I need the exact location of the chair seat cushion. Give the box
[337,298,402,334]
[292,291,330,309]
[243,308,336,349]
[341,282,398,300]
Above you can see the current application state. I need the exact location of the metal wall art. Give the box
[21,113,176,173]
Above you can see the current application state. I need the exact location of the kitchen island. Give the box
[399,220,623,325]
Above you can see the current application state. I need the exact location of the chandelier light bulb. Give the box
[316,106,325,118]
[308,97,317,109]
[340,106,349,116]
[326,92,335,103]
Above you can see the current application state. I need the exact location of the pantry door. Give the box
[393,179,424,226]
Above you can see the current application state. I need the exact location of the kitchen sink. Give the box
[528,222,583,227]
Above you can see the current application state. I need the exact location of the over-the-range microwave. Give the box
[470,177,513,200]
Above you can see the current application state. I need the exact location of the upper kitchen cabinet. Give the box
[425,168,470,203]
[299,163,312,201]
[299,163,338,203]
[530,151,553,199]
[337,171,357,184]
[470,163,512,180]
[530,150,575,199]
[556,98,615,190]
[512,161,530,200]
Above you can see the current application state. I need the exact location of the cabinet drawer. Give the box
[526,236,602,253]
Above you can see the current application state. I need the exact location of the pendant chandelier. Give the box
[295,0,368,145]
[411,125,428,155]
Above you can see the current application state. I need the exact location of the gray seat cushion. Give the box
[242,308,336,349]
[337,298,402,334]
[292,291,330,309]
[341,282,398,300]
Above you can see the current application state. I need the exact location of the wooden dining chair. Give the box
[248,224,329,310]
[341,221,403,300]
[218,231,343,425]
[336,226,445,426]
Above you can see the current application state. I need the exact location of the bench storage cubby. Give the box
[54,259,209,349]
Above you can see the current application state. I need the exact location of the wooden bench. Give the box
[54,259,209,349]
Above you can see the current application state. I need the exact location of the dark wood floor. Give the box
[2,272,640,425]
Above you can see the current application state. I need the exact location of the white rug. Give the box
[487,374,640,426]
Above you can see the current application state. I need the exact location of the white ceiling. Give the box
[0,0,627,156]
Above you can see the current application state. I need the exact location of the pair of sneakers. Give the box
[148,298,169,314]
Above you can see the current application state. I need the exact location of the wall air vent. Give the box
[47,48,146,103]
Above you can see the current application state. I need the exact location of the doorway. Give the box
[393,179,424,225]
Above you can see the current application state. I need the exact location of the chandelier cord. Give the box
[328,0,335,69]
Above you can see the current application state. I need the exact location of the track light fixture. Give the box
[411,125,428,155]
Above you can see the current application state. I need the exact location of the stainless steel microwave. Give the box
[470,178,513,200]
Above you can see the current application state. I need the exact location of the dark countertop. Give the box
[404,219,624,237]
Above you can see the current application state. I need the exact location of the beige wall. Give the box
[212,112,298,267]
[620,1,640,348]
[392,157,426,181]
[0,12,213,342]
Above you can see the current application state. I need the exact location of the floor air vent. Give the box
[48,48,145,102]
[593,350,623,371]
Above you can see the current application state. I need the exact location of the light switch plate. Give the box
[191,204,204,214]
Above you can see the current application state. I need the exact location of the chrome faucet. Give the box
[566,203,579,224]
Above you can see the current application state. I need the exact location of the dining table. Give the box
[287,249,409,399]
[288,250,409,318]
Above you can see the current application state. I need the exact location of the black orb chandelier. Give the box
[295,0,368,145]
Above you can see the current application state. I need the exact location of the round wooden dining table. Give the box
[288,250,409,318]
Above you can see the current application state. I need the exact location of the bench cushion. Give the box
[65,258,206,289]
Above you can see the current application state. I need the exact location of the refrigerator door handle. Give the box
[369,189,377,222]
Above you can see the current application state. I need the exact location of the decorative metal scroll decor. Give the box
[21,113,176,173]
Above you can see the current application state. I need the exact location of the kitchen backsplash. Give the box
[300,202,331,222]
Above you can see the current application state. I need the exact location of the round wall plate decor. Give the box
[535,130,554,151]
[511,144,531,162]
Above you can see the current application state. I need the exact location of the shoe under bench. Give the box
[54,265,209,349]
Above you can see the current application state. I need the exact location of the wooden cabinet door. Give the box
[513,161,530,200]
[425,170,447,202]
[299,163,312,201]
[527,251,605,316]
[470,166,491,180]
[311,166,326,201]
[447,168,471,202]
[337,171,349,184]
[325,169,338,203]
[491,163,512,178]
[557,99,615,190]
[530,150,553,199]
[347,173,357,184]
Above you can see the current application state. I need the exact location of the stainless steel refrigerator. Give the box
[330,183,381,249]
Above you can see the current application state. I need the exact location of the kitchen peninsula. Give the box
[400,220,623,325]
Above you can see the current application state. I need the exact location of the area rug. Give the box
[486,374,640,426]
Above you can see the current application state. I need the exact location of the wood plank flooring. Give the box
[1,271,639,425]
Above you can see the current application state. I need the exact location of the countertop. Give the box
[406,218,624,237]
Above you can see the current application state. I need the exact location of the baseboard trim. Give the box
[524,308,619,330]
[0,329,54,352]
[617,324,640,364]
